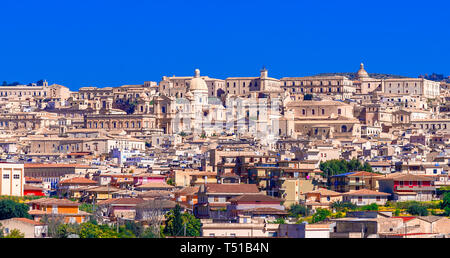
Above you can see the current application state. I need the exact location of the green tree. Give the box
[166,178,175,186]
[141,226,160,238]
[288,204,308,218]
[331,201,357,212]
[79,222,105,238]
[0,199,30,220]
[79,203,93,213]
[182,213,201,237]
[55,223,80,238]
[163,204,184,236]
[311,209,332,223]
[124,221,144,237]
[117,225,136,238]
[320,159,374,179]
[3,229,24,238]
[441,192,450,216]
[163,205,201,237]
[407,204,428,216]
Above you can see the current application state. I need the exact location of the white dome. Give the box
[189,69,208,92]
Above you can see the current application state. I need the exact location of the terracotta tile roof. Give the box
[25,176,42,183]
[135,199,178,210]
[349,171,383,177]
[229,194,283,203]
[24,184,45,191]
[11,217,44,226]
[176,186,199,196]
[132,173,166,178]
[135,182,175,189]
[306,188,342,197]
[137,190,173,198]
[205,184,260,194]
[84,186,121,193]
[28,210,90,216]
[241,207,288,215]
[378,173,434,181]
[24,163,91,168]
[59,177,98,185]
[343,189,391,196]
[27,198,80,206]
[98,198,146,206]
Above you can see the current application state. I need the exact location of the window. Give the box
[13,174,20,180]
[3,174,9,179]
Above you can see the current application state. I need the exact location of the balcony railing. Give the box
[348,182,365,186]
[395,186,436,191]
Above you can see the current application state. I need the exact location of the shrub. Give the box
[311,209,332,223]
[360,203,379,211]
[288,204,308,218]
[407,204,429,216]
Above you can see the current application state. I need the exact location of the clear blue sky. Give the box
[0,0,449,90]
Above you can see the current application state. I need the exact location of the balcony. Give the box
[395,186,436,191]
[348,181,365,186]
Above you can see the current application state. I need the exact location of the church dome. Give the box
[189,69,208,92]
[357,63,370,79]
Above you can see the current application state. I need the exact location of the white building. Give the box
[0,163,24,196]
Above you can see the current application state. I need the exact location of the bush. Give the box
[407,204,429,216]
[331,201,357,212]
[360,203,379,211]
[0,199,30,220]
[3,229,24,238]
[288,204,308,218]
[271,218,286,224]
[441,192,450,216]
[311,209,331,223]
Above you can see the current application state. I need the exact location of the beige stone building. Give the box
[355,63,440,98]
[280,75,355,100]
[225,68,281,96]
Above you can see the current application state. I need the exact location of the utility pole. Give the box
[184,221,186,237]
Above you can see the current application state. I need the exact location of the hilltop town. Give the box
[0,63,450,238]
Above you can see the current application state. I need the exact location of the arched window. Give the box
[341,125,348,133]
